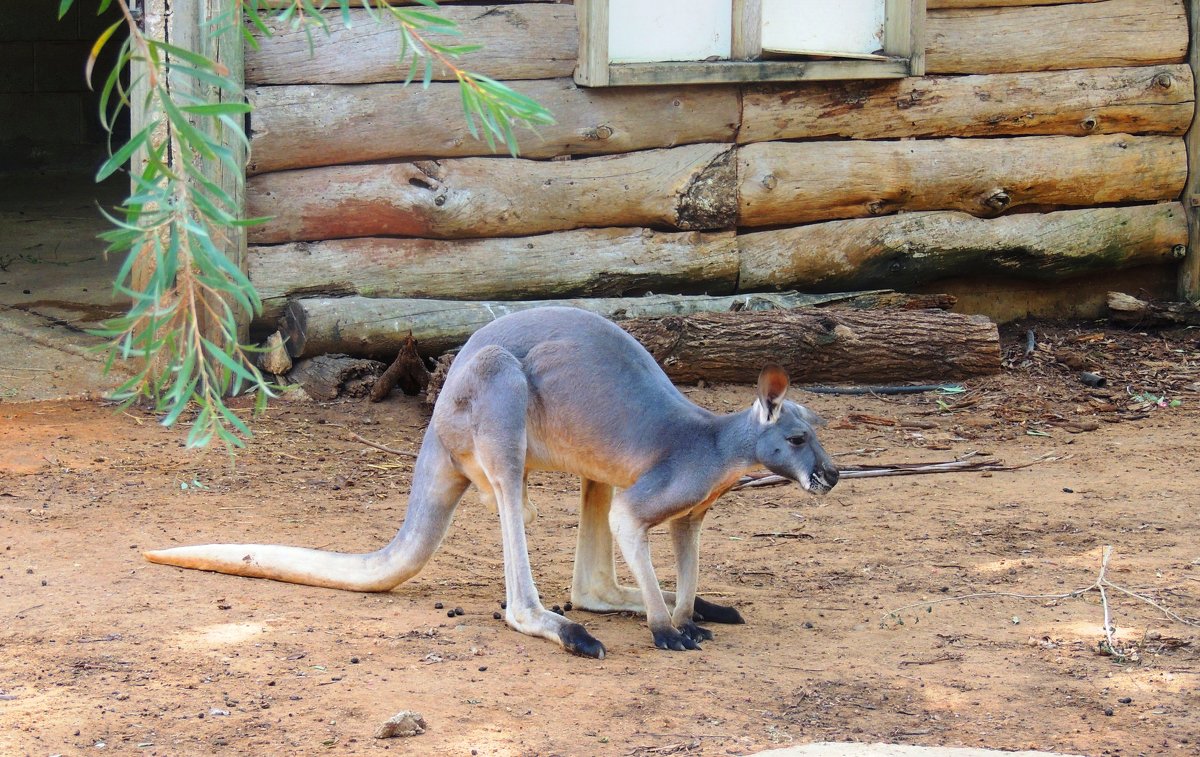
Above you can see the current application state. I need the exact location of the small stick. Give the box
[348,431,418,459]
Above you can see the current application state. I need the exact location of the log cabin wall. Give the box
[242,0,1195,335]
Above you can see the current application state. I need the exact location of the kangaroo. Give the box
[145,307,839,658]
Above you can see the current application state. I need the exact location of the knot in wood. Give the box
[1152,72,1174,89]
[983,190,1011,212]
[1172,244,1187,259]
[760,173,778,191]
[1080,115,1099,132]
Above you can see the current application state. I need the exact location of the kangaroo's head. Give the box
[751,365,840,495]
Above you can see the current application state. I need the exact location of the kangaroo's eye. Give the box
[786,433,809,446]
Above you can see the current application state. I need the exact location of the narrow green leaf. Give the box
[96,123,153,181]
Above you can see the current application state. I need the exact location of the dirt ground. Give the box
[1,323,1198,756]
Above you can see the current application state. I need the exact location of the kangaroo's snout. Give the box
[809,463,840,494]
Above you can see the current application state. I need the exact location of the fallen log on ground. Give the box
[619,309,1000,384]
[278,291,952,360]
[1107,291,1200,327]
[287,355,385,401]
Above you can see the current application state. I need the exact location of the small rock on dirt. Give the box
[374,710,427,739]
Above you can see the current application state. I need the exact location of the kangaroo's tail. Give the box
[143,426,471,592]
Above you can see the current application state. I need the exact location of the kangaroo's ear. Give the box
[754,364,790,424]
[796,404,827,428]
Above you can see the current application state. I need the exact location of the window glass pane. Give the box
[608,0,732,63]
[762,0,886,58]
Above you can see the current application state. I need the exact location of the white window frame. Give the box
[575,0,926,87]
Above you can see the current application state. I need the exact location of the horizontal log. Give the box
[247,144,737,244]
[246,4,576,85]
[926,0,1187,74]
[738,134,1186,228]
[928,0,1100,6]
[739,203,1189,292]
[248,79,740,173]
[1107,291,1200,327]
[740,65,1193,143]
[621,310,1001,384]
[248,228,739,323]
[278,292,916,360]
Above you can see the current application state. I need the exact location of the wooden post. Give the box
[129,0,250,342]
[574,0,610,86]
[1183,0,1200,299]
[731,0,762,60]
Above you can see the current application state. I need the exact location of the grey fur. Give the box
[145,307,839,657]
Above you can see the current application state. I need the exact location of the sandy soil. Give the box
[1,324,1198,756]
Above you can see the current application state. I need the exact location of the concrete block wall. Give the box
[0,0,125,170]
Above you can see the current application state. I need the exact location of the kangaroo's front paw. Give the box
[652,625,701,651]
[693,596,745,624]
[559,622,606,659]
[678,620,714,644]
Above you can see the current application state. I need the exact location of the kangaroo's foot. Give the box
[573,584,744,625]
[506,604,606,659]
[678,619,713,644]
[651,622,702,651]
[693,596,745,624]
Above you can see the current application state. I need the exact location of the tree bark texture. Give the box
[278,292,925,360]
[737,135,1186,228]
[245,4,577,84]
[246,144,737,244]
[925,0,1186,75]
[287,355,385,401]
[248,79,740,174]
[740,65,1193,144]
[618,309,1001,384]
[248,228,739,323]
[738,204,1189,292]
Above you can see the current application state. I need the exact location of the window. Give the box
[576,0,925,87]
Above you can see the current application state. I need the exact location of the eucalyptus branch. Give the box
[68,0,554,450]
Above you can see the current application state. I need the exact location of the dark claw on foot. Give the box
[653,626,700,651]
[559,622,606,659]
[679,620,714,643]
[693,596,745,624]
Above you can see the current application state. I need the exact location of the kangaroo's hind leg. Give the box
[571,478,744,624]
[439,345,605,659]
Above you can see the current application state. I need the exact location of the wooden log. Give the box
[245,4,576,85]
[1107,291,1200,327]
[926,0,1187,75]
[247,144,737,244]
[619,309,1001,384]
[740,65,1193,143]
[287,355,385,401]
[737,134,1186,228]
[739,204,1189,292]
[248,79,740,173]
[1180,0,1200,299]
[928,0,1100,7]
[370,333,431,401]
[278,291,920,360]
[248,228,739,324]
